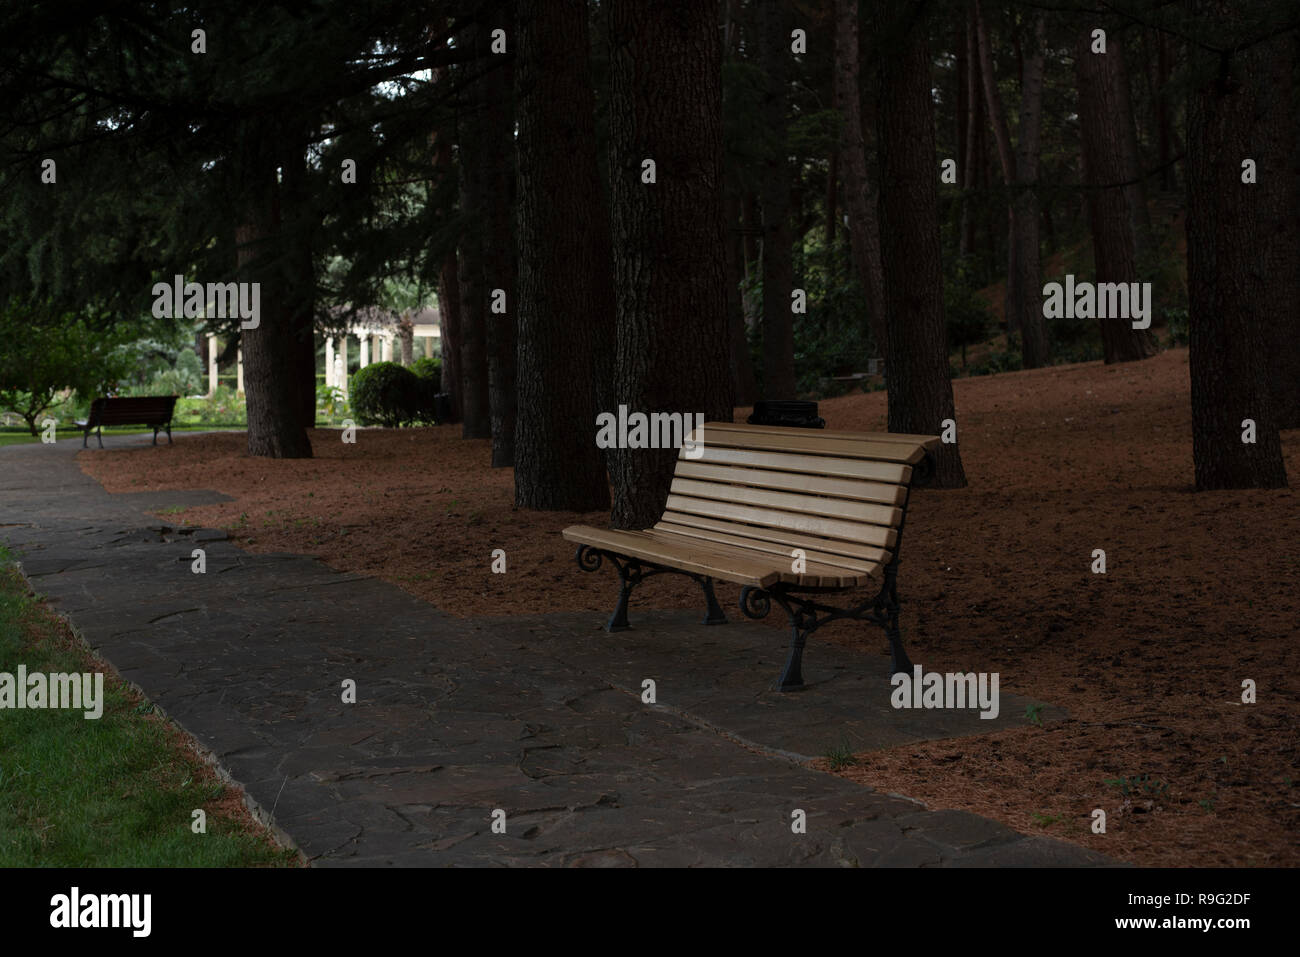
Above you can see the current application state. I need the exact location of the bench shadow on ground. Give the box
[474,607,1064,763]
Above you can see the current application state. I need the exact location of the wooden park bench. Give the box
[564,421,940,690]
[77,396,178,448]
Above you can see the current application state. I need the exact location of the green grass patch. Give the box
[0,545,300,866]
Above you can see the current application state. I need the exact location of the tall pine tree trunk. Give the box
[280,138,317,430]
[1076,29,1159,363]
[236,120,312,459]
[1012,14,1048,369]
[725,188,758,405]
[457,42,491,440]
[514,0,613,511]
[974,0,1019,341]
[607,0,732,528]
[759,0,795,398]
[483,33,516,468]
[437,255,462,422]
[1186,5,1288,489]
[834,0,887,355]
[1262,31,1300,430]
[878,1,966,488]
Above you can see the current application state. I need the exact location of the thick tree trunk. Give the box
[607,0,732,528]
[1261,32,1300,431]
[1186,6,1288,489]
[1076,29,1160,364]
[483,30,516,468]
[833,0,887,355]
[280,141,317,430]
[878,3,966,488]
[236,124,312,459]
[759,0,795,399]
[514,0,613,511]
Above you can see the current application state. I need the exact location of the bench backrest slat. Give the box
[700,423,931,464]
[667,422,937,563]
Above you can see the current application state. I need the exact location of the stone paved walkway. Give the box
[0,435,1112,867]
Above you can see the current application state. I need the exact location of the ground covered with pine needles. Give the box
[81,347,1300,867]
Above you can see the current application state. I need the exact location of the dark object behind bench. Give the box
[77,396,178,448]
[748,399,825,429]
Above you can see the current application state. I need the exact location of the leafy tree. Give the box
[0,304,135,434]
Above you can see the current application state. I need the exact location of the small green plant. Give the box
[1198,798,1216,813]
[824,739,857,771]
[1024,703,1045,726]
[1103,774,1169,798]
[1030,811,1062,828]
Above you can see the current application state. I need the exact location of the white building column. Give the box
[207,335,218,396]
[424,336,433,358]
[338,336,349,399]
[382,336,393,362]
[359,331,370,368]
[324,337,335,388]
[236,347,244,394]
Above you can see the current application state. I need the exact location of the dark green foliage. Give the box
[409,355,443,424]
[350,361,421,428]
[410,356,442,381]
[945,263,996,368]
[0,303,136,434]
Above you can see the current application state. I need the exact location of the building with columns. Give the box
[202,306,440,398]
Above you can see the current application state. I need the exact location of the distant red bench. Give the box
[76,396,178,448]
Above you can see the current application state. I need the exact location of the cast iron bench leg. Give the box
[778,619,808,691]
[607,574,633,632]
[697,576,727,625]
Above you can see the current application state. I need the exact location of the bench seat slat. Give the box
[653,523,883,577]
[621,530,871,586]
[658,511,893,565]
[673,460,907,507]
[691,445,912,486]
[562,526,870,588]
[563,526,783,587]
[669,477,902,529]
[696,426,928,464]
[665,494,897,549]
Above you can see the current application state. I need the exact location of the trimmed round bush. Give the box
[350,361,421,428]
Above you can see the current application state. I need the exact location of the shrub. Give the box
[945,279,995,368]
[350,361,421,428]
[175,387,247,426]
[410,356,441,381]
[408,356,443,424]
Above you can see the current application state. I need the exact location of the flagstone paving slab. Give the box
[0,437,1113,867]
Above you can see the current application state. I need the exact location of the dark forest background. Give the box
[0,0,1295,524]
